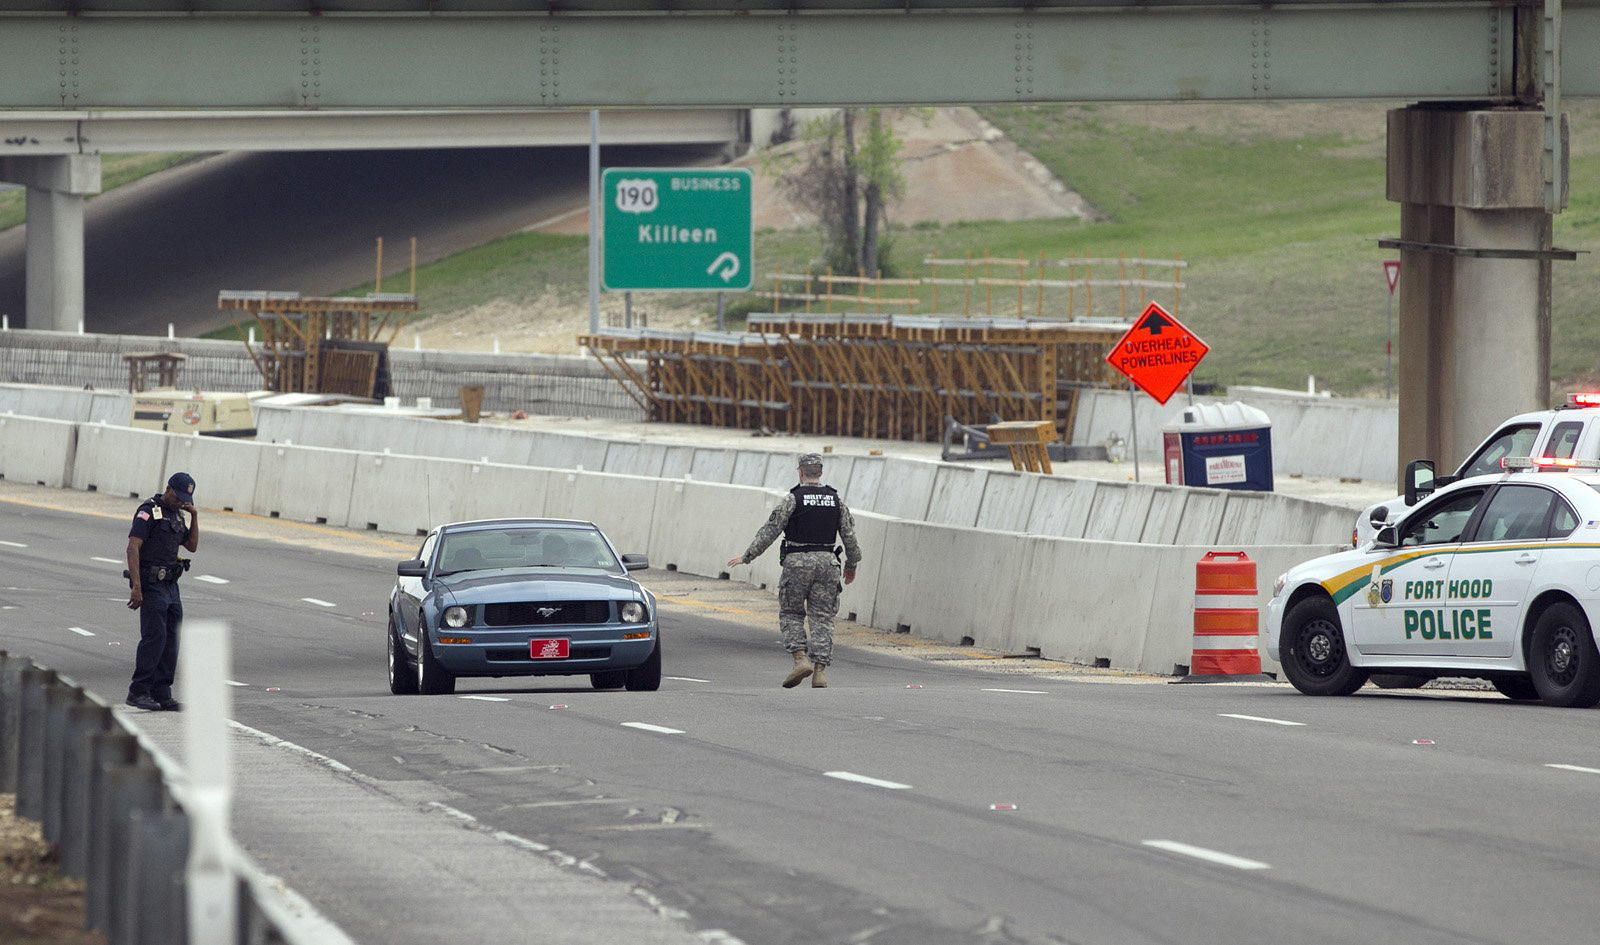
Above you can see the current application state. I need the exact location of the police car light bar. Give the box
[1503,456,1600,470]
[1568,392,1600,408]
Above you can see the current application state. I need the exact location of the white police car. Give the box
[1270,459,1600,707]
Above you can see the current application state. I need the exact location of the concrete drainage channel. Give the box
[0,651,349,945]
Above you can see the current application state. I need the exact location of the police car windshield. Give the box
[435,527,621,575]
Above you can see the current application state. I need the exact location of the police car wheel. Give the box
[590,671,626,690]
[1490,675,1539,701]
[1281,596,1369,697]
[624,640,662,692]
[416,630,456,696]
[387,618,418,696]
[1529,603,1600,708]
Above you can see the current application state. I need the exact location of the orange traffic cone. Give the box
[1175,551,1274,683]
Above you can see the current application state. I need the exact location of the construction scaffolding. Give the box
[579,314,1129,444]
[218,290,417,398]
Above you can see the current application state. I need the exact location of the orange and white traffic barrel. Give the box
[1176,551,1272,683]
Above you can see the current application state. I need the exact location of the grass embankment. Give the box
[229,102,1600,395]
[0,152,196,232]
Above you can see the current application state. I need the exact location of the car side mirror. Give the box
[1403,459,1436,507]
[1374,525,1399,548]
[621,554,649,572]
[397,559,428,577]
[1369,506,1389,526]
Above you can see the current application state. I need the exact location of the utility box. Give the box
[1162,402,1273,491]
[130,391,257,437]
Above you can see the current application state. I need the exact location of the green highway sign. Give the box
[602,167,753,292]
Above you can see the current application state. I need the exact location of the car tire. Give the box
[1281,596,1369,697]
[590,671,627,690]
[416,629,456,696]
[625,639,662,692]
[387,618,417,696]
[1490,675,1539,701]
[1528,602,1600,708]
[1370,673,1430,690]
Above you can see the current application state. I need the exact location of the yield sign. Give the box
[1382,260,1401,295]
[1105,302,1210,405]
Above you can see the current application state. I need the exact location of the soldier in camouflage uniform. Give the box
[728,452,862,688]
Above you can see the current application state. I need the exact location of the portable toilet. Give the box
[1162,402,1273,491]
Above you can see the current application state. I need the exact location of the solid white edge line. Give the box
[983,688,1048,695]
[196,574,230,584]
[664,675,710,683]
[460,695,511,703]
[0,540,27,548]
[1546,763,1600,775]
[824,771,913,790]
[1219,713,1305,727]
[1143,840,1271,870]
[91,556,122,564]
[621,722,686,735]
[67,626,95,637]
[300,597,336,607]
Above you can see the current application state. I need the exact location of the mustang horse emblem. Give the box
[537,606,562,619]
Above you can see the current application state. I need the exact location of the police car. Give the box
[1355,393,1600,545]
[1270,459,1600,707]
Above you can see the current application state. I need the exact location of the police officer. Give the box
[727,453,862,688]
[125,472,199,711]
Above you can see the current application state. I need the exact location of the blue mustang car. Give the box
[387,518,660,695]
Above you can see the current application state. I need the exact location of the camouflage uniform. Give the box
[738,457,862,667]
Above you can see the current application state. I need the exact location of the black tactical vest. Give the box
[137,496,189,566]
[784,484,841,549]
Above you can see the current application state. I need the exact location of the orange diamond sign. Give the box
[1105,302,1209,405]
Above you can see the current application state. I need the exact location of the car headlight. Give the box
[443,606,469,628]
[620,601,647,624]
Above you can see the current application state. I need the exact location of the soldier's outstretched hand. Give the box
[726,555,744,567]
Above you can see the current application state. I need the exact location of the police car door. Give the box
[1438,484,1558,658]
[1349,486,1488,656]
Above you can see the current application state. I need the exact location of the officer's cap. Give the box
[797,452,824,469]
[167,471,195,503]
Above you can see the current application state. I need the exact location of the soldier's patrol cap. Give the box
[797,452,824,469]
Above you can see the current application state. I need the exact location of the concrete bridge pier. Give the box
[1385,106,1569,487]
[0,155,101,332]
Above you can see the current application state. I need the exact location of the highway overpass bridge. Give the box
[0,0,1594,479]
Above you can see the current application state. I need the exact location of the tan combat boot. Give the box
[782,650,814,688]
[811,665,828,688]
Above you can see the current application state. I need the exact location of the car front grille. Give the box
[482,600,611,627]
[487,646,613,662]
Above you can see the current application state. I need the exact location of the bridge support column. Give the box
[1385,106,1567,487]
[0,156,101,332]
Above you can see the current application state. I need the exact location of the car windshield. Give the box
[435,526,621,575]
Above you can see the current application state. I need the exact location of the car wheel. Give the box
[1490,675,1539,701]
[1529,602,1600,708]
[1370,674,1430,690]
[416,629,456,696]
[590,671,627,690]
[387,618,417,695]
[1281,596,1369,696]
[625,639,662,692]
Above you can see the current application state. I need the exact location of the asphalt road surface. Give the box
[5,484,1600,945]
[0,144,721,336]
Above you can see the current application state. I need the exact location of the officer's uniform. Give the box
[738,454,862,673]
[128,495,189,706]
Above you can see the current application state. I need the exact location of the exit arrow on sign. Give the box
[1105,301,1209,405]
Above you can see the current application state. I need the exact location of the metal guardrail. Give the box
[0,644,351,945]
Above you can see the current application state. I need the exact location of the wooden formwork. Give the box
[581,314,1127,444]
[219,290,417,397]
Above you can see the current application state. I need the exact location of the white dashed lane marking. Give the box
[196,575,230,585]
[664,676,710,683]
[67,626,95,637]
[983,688,1048,695]
[621,722,685,735]
[91,556,122,565]
[1219,713,1306,727]
[1547,763,1600,776]
[301,597,336,608]
[824,771,913,790]
[1143,840,1271,871]
[225,680,249,688]
[460,695,511,703]
[0,541,28,549]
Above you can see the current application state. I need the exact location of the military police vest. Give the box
[129,496,188,567]
[784,484,842,550]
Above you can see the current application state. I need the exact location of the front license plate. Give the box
[531,638,570,660]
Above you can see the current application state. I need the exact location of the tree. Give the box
[775,108,907,278]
